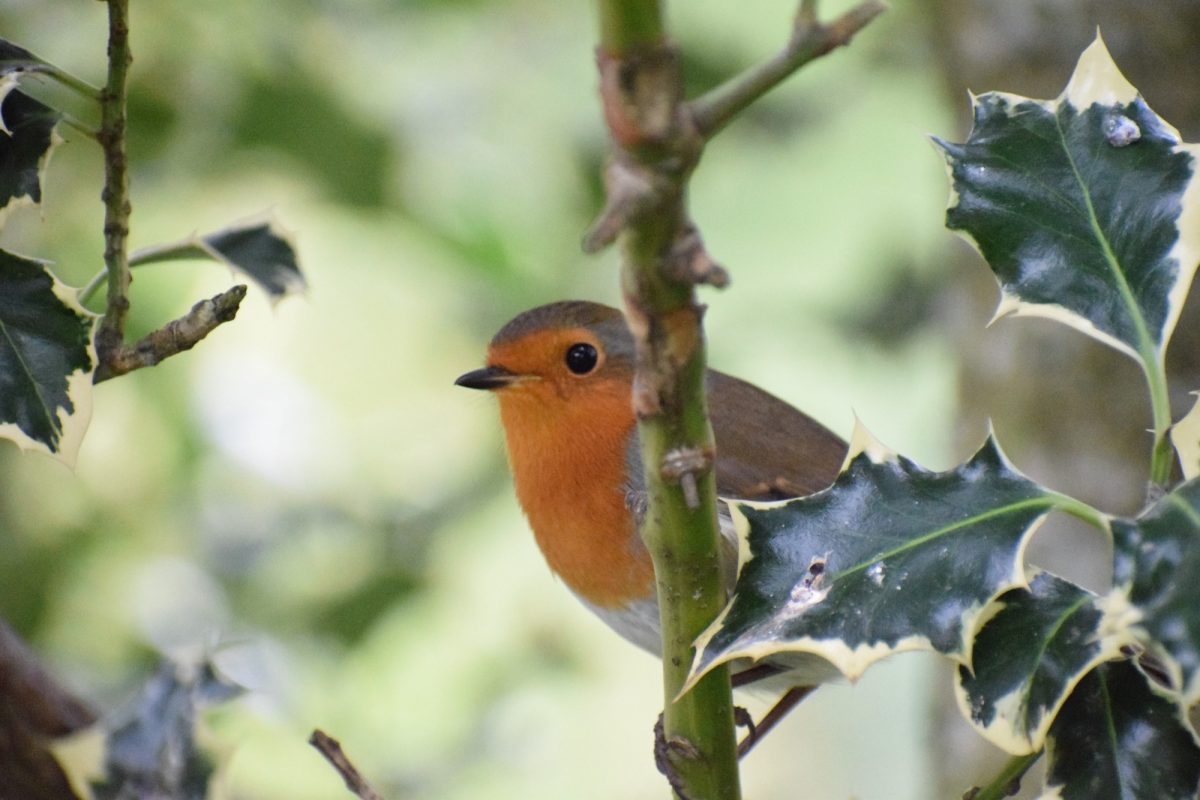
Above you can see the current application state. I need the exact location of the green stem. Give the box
[597,0,665,52]
[44,65,102,100]
[93,0,133,362]
[971,752,1041,800]
[1048,493,1110,533]
[688,1,887,140]
[1145,357,1175,488]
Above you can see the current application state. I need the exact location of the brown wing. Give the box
[707,370,846,501]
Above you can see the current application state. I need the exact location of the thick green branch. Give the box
[93,0,133,364]
[689,0,887,140]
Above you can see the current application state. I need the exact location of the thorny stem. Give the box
[93,0,133,364]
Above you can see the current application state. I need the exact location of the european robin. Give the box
[455,300,846,659]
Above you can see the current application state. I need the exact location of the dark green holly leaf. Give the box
[933,36,1200,368]
[688,432,1064,687]
[0,249,95,466]
[1042,660,1200,800]
[955,571,1134,755]
[0,89,60,221]
[92,660,242,800]
[129,218,305,301]
[1111,479,1200,704]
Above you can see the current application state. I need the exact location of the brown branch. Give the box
[0,620,96,800]
[309,729,385,800]
[94,285,248,383]
[688,0,888,140]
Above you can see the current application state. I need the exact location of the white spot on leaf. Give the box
[1104,113,1141,147]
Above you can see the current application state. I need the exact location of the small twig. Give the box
[688,0,887,140]
[309,729,385,800]
[93,0,134,365]
[93,285,248,383]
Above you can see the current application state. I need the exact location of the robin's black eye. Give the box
[565,343,599,375]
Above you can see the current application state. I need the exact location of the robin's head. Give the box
[455,301,635,404]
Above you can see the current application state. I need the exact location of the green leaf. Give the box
[955,570,1135,755]
[1170,393,1200,480]
[129,218,305,301]
[0,89,61,222]
[688,432,1062,687]
[92,660,242,800]
[933,35,1200,367]
[1040,660,1200,800]
[0,249,95,465]
[1111,479,1200,704]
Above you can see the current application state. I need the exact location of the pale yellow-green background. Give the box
[1,1,973,797]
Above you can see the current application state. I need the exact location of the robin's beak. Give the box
[455,365,520,391]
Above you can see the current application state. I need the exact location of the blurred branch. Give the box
[93,0,133,365]
[94,285,248,383]
[309,729,385,800]
[0,620,95,800]
[689,0,887,140]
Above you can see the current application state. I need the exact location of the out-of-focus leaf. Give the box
[129,218,305,302]
[688,433,1063,687]
[955,571,1135,755]
[92,660,242,800]
[0,249,95,466]
[0,90,60,222]
[1111,479,1200,703]
[0,39,49,134]
[1170,393,1200,480]
[934,35,1200,368]
[1039,660,1200,800]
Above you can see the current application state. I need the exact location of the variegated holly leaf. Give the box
[129,218,305,302]
[933,35,1200,369]
[0,249,96,465]
[1111,478,1200,704]
[93,659,242,800]
[955,570,1135,755]
[1039,660,1200,800]
[687,433,1063,687]
[0,39,50,127]
[0,89,60,223]
[1170,393,1200,480]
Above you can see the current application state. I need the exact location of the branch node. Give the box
[662,446,714,509]
[95,285,248,382]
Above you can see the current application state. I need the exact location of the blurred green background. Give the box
[2,1,1189,798]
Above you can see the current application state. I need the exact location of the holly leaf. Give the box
[1111,478,1200,703]
[955,570,1135,755]
[92,660,242,800]
[1039,660,1200,800]
[129,218,305,302]
[687,431,1064,687]
[0,39,50,128]
[0,249,96,466]
[933,35,1200,369]
[1170,393,1200,480]
[0,89,61,223]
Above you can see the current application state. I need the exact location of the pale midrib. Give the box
[0,316,59,438]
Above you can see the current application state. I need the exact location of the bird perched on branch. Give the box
[456,300,846,751]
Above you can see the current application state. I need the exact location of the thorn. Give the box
[582,158,656,253]
[667,224,730,288]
